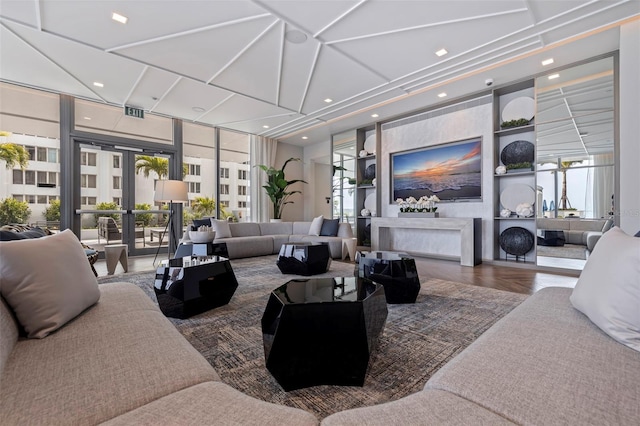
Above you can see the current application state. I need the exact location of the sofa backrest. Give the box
[292,222,311,234]
[259,222,293,236]
[0,297,19,377]
[569,219,611,232]
[537,218,571,231]
[229,222,261,237]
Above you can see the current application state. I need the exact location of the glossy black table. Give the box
[154,254,238,319]
[174,241,229,259]
[276,242,331,276]
[537,229,566,247]
[261,277,388,391]
[357,251,421,304]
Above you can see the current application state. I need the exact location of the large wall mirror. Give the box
[332,130,356,227]
[535,55,615,269]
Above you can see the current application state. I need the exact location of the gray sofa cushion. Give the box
[0,283,219,425]
[229,222,261,237]
[425,287,640,425]
[259,222,293,236]
[102,381,318,426]
[322,389,514,425]
[0,297,18,378]
[217,235,274,258]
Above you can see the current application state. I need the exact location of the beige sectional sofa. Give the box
[537,217,613,252]
[182,221,353,259]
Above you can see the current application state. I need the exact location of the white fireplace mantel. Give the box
[371,217,482,267]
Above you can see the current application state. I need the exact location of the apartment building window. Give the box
[113,176,121,190]
[49,172,57,185]
[238,201,247,208]
[81,174,97,188]
[48,149,57,163]
[113,197,121,206]
[37,195,47,204]
[113,155,121,169]
[238,185,247,195]
[25,170,35,185]
[26,195,35,204]
[220,168,229,179]
[220,200,229,208]
[81,196,96,205]
[49,195,58,202]
[37,147,47,162]
[189,182,201,193]
[12,195,23,201]
[238,170,247,180]
[220,184,229,195]
[12,170,23,184]
[37,171,47,184]
[25,146,35,160]
[189,164,201,176]
[81,152,97,166]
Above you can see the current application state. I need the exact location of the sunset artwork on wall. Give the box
[391,137,482,202]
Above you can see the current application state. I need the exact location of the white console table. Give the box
[371,217,482,267]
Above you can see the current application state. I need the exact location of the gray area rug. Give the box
[99,256,527,420]
[536,243,587,260]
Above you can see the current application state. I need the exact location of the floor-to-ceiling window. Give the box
[183,122,217,221]
[0,83,60,228]
[219,129,250,222]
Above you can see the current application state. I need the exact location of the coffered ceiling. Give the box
[0,1,638,146]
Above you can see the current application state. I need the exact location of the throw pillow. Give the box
[320,218,340,236]
[308,215,324,236]
[0,229,100,338]
[0,230,25,241]
[211,219,232,239]
[570,227,640,352]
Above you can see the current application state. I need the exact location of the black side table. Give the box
[276,242,331,276]
[261,277,387,391]
[154,255,238,319]
[537,230,566,247]
[357,251,421,304]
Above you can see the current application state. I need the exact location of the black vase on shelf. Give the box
[499,227,534,260]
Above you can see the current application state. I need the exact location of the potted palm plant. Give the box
[257,157,307,220]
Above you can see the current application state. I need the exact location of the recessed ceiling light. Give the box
[111,12,128,24]
[285,30,308,44]
[548,73,560,80]
[438,92,447,98]
[435,48,448,57]
[93,82,104,88]
[192,106,205,113]
[302,136,308,140]
[83,117,92,121]
[371,113,379,118]
[324,98,333,103]
[263,125,270,129]
[542,58,554,66]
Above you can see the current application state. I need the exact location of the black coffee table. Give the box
[154,254,238,319]
[261,277,387,391]
[358,251,421,304]
[537,229,566,247]
[276,242,331,276]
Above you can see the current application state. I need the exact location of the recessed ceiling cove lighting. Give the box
[263,125,269,129]
[435,48,448,57]
[83,117,92,120]
[542,58,554,66]
[93,82,104,88]
[438,92,447,98]
[302,136,308,140]
[324,98,333,103]
[192,107,205,113]
[112,12,128,24]
[548,74,560,80]
[371,114,379,118]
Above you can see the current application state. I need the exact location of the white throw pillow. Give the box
[210,219,232,239]
[308,215,324,236]
[570,227,640,352]
[0,229,100,338]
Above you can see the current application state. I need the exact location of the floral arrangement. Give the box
[395,195,440,212]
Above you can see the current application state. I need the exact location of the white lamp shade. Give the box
[154,180,188,203]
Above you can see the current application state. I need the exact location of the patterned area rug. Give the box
[99,256,528,420]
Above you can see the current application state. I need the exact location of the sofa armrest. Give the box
[586,231,603,252]
[337,223,354,238]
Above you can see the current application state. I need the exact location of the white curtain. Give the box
[593,153,615,218]
[250,135,277,222]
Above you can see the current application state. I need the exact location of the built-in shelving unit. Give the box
[355,125,379,248]
[492,80,537,264]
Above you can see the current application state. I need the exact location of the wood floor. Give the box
[94,254,579,295]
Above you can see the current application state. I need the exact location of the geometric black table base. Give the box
[357,251,421,304]
[276,242,331,276]
[154,255,238,319]
[261,277,387,391]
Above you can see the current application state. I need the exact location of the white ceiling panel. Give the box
[0,1,636,144]
[116,15,276,84]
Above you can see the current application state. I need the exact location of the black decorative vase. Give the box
[499,227,534,259]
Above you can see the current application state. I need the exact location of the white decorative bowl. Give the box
[189,230,216,243]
